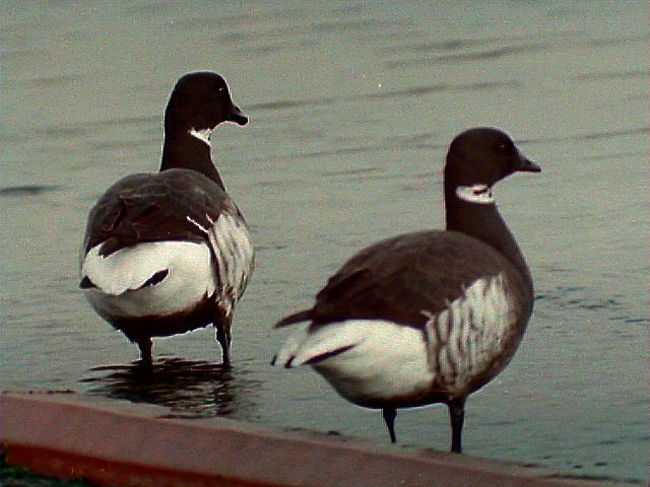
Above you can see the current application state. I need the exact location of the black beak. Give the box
[227,104,248,126]
[516,152,541,173]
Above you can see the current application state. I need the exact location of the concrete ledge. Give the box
[0,391,631,487]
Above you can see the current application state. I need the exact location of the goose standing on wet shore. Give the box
[273,127,540,453]
[80,72,254,367]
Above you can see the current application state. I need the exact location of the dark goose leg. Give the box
[137,337,153,368]
[215,317,232,366]
[382,407,397,443]
[449,397,466,453]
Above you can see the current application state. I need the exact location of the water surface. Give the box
[1,1,647,483]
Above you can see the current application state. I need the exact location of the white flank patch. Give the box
[206,212,254,316]
[456,184,494,204]
[81,241,216,319]
[421,273,516,391]
[274,320,434,406]
[275,273,517,404]
[188,127,213,146]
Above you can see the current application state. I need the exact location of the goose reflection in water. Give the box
[80,356,261,420]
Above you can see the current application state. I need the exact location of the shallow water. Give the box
[1,1,647,483]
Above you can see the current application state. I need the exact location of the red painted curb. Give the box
[0,391,626,487]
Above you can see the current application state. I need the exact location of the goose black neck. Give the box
[160,133,225,189]
[444,182,532,286]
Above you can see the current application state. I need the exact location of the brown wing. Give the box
[299,231,517,328]
[83,168,240,256]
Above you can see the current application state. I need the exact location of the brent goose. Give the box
[80,72,253,367]
[273,127,540,453]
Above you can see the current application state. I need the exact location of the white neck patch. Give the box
[456,184,494,204]
[189,127,213,146]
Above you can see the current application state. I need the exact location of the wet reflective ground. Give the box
[81,357,261,420]
[2,1,647,483]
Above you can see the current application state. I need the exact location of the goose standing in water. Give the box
[80,72,253,367]
[273,127,540,453]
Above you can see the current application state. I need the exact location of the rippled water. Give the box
[1,1,647,483]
